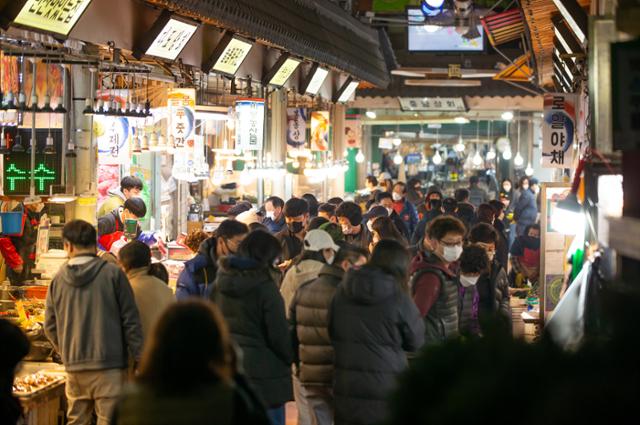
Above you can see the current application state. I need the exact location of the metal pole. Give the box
[29,59,36,198]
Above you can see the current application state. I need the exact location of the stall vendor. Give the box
[97,175,143,217]
[97,197,146,252]
[0,197,45,285]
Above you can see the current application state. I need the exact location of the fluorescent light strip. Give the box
[554,47,575,79]
[305,67,329,95]
[553,61,573,90]
[554,27,576,62]
[551,0,586,44]
[338,80,360,103]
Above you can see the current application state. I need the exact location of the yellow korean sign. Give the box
[14,0,93,36]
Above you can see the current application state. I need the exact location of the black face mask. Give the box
[287,221,304,234]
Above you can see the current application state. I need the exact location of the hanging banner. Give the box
[287,108,307,151]
[236,98,265,151]
[541,93,577,168]
[310,111,330,152]
[96,116,131,165]
[168,88,198,181]
[345,119,362,148]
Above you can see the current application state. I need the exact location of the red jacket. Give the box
[0,236,22,269]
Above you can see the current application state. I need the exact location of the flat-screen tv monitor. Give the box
[407,8,485,52]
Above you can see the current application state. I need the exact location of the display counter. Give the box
[14,362,67,425]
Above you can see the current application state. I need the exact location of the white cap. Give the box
[304,229,340,252]
[23,195,43,205]
[235,208,261,226]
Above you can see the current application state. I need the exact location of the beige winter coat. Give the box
[127,267,175,338]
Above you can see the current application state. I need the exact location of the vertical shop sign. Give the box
[235,99,265,151]
[168,88,198,181]
[345,119,362,148]
[96,116,130,165]
[287,108,307,151]
[542,93,576,168]
[310,111,330,152]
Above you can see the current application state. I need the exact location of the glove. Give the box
[137,231,158,246]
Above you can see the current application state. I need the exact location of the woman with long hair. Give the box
[111,301,269,425]
[329,239,424,425]
[369,216,407,252]
[211,230,293,425]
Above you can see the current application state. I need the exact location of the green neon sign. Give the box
[5,163,28,191]
[5,162,57,192]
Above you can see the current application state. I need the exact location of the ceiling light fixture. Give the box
[501,111,514,121]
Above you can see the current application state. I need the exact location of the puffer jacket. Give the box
[211,256,293,407]
[176,237,218,300]
[330,266,424,425]
[289,264,344,386]
[476,260,512,334]
[409,251,460,346]
[513,189,538,235]
[280,259,324,316]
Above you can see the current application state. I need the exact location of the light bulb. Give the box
[365,111,377,119]
[525,162,534,176]
[454,116,469,124]
[472,151,483,166]
[392,138,402,147]
[432,150,442,165]
[292,160,300,169]
[501,111,514,121]
[502,148,512,160]
[514,152,524,167]
[393,152,403,165]
[486,148,496,160]
[454,137,466,152]
[355,150,365,163]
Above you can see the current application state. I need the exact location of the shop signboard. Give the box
[310,111,330,152]
[541,93,577,168]
[13,0,93,37]
[168,88,200,181]
[398,97,467,112]
[612,39,640,150]
[287,108,307,151]
[345,119,362,148]
[96,116,130,165]
[236,99,265,151]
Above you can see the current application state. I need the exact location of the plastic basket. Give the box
[0,210,25,236]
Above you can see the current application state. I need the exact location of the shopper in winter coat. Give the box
[97,197,146,252]
[211,230,293,425]
[0,319,30,425]
[275,197,310,270]
[469,224,512,334]
[391,182,419,236]
[458,245,490,336]
[513,177,538,236]
[45,220,143,425]
[119,241,174,339]
[176,220,248,300]
[281,229,340,315]
[468,175,489,208]
[330,239,425,425]
[374,193,410,239]
[263,196,286,233]
[289,243,369,425]
[336,201,372,250]
[410,216,467,346]
[111,301,270,425]
[98,176,144,218]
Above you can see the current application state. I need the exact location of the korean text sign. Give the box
[542,93,577,168]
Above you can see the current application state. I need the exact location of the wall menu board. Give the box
[13,0,93,37]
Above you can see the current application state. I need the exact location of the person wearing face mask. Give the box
[289,243,368,425]
[0,197,46,285]
[210,230,293,425]
[369,216,407,253]
[405,178,424,207]
[335,201,371,250]
[263,196,286,233]
[411,190,444,246]
[275,198,310,270]
[374,192,410,239]
[499,178,513,208]
[176,220,249,300]
[409,216,466,346]
[280,230,340,425]
[510,224,541,291]
[458,244,490,337]
[469,224,512,335]
[97,197,147,252]
[512,176,538,237]
[391,182,419,236]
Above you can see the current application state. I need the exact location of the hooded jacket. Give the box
[211,256,293,407]
[289,264,344,386]
[280,258,325,315]
[330,266,424,425]
[176,237,219,300]
[44,255,143,372]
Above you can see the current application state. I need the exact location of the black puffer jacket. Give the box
[476,260,512,334]
[289,264,344,386]
[211,256,293,407]
[329,266,425,425]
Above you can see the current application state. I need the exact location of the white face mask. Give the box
[443,244,463,263]
[392,192,403,202]
[386,207,394,216]
[266,211,275,220]
[366,221,374,233]
[326,253,335,265]
[460,274,479,287]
